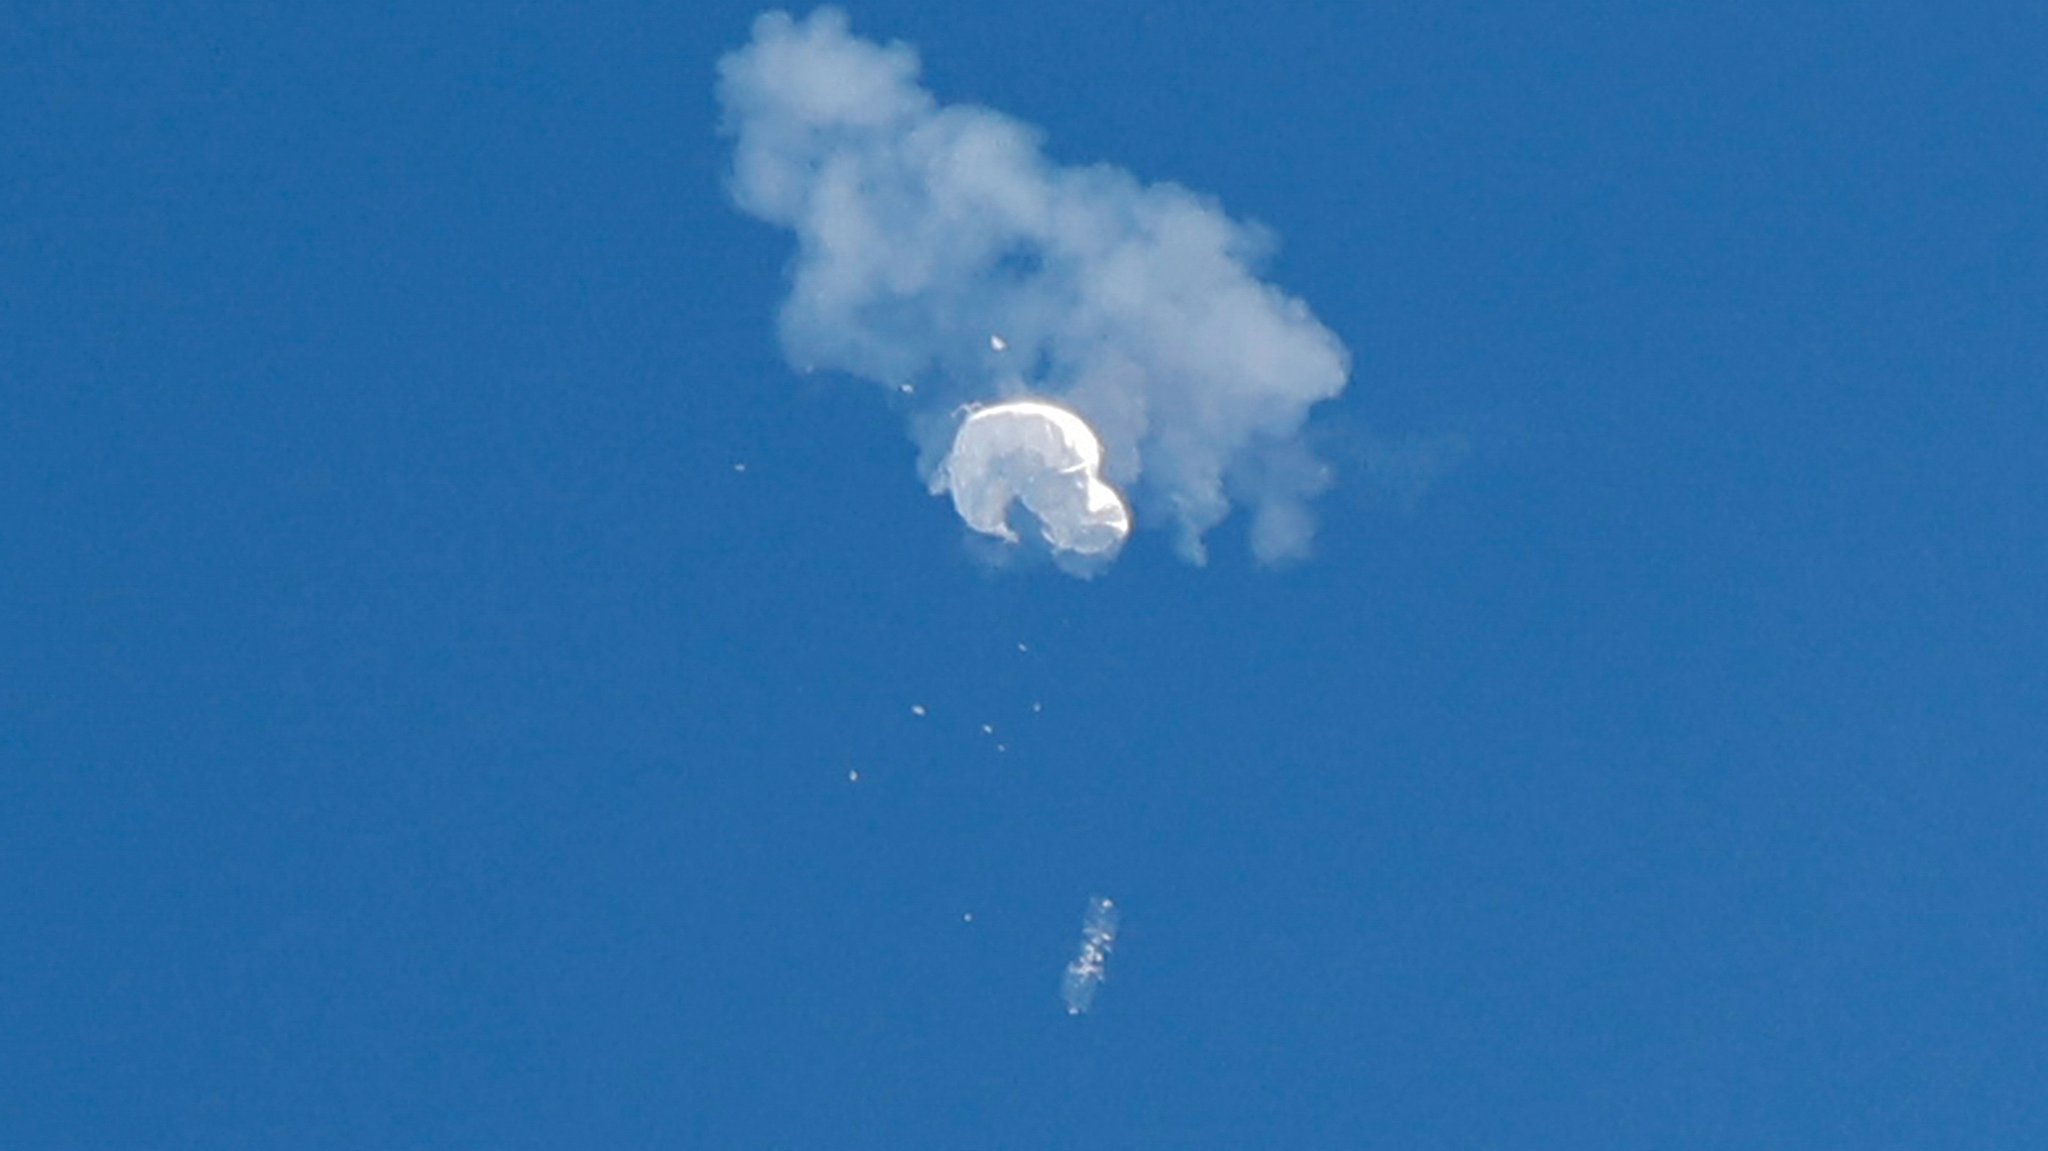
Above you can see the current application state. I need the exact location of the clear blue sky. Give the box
[5,3,2045,1147]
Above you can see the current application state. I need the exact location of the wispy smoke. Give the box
[717,8,1351,565]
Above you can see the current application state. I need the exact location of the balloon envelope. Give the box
[934,400,1131,556]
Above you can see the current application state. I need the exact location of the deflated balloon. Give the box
[932,400,1131,556]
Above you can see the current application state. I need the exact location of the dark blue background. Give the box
[5,3,2044,1146]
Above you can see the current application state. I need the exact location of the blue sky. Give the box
[5,3,2045,1147]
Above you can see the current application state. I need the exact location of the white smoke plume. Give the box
[716,8,1351,565]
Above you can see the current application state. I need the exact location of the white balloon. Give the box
[932,400,1131,556]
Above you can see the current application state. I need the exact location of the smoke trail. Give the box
[717,8,1351,565]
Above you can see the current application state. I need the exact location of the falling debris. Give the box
[963,912,975,923]
[910,704,927,717]
[1031,701,1043,714]
[733,462,748,473]
[1061,895,1120,1015]
[980,723,996,735]
[847,769,860,782]
[1017,642,1029,653]
[716,9,1352,567]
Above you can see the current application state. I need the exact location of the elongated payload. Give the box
[1061,895,1120,1015]
[932,400,1131,557]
